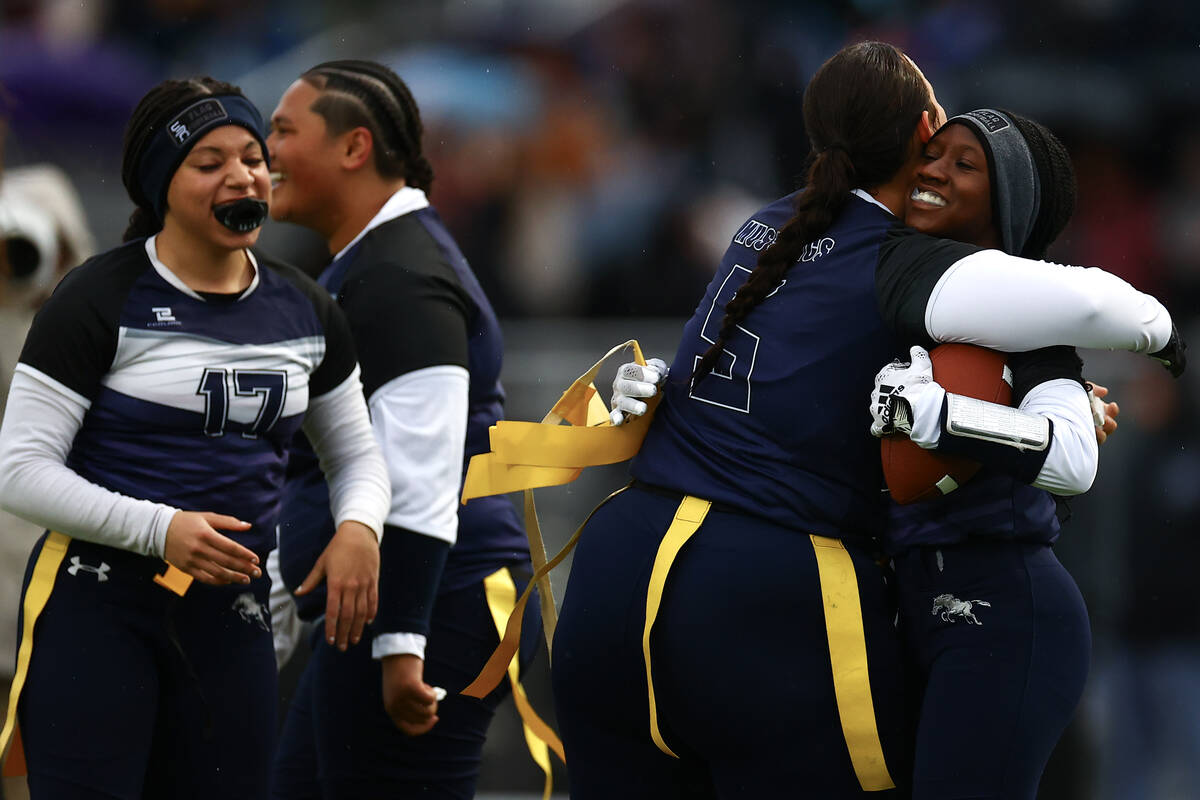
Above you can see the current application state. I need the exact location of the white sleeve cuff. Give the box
[1022,379,1098,495]
[908,383,947,450]
[371,631,427,660]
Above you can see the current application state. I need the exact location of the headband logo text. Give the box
[166,99,229,148]
[965,109,1009,134]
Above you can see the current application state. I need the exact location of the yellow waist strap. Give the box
[642,495,712,759]
[810,535,895,791]
[638,518,895,791]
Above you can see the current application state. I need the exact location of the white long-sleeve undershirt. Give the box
[926,250,1173,354]
[367,365,469,546]
[0,365,390,556]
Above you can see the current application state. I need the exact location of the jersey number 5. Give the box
[197,368,287,438]
[688,265,781,414]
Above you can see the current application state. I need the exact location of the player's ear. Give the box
[341,127,373,171]
[917,110,936,144]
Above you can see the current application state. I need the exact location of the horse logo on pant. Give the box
[931,593,991,624]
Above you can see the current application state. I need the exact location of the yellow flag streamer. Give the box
[460,340,660,666]
[461,340,658,503]
[482,568,566,800]
[461,487,626,700]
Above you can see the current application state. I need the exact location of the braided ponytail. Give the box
[694,42,937,383]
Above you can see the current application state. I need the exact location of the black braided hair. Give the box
[1001,111,1077,259]
[301,60,433,193]
[693,41,939,383]
[120,77,246,242]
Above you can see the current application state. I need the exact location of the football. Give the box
[881,343,1012,504]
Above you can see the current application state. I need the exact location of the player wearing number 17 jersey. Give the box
[0,77,389,799]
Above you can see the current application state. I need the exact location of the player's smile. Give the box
[905,122,999,250]
[266,80,344,233]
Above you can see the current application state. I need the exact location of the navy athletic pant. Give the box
[552,485,912,799]
[271,566,540,799]
[16,534,277,799]
[895,539,1090,800]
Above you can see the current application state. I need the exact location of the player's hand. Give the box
[1087,382,1120,445]
[296,520,379,651]
[870,346,946,446]
[1149,323,1186,378]
[164,511,259,586]
[381,653,440,736]
[610,358,669,426]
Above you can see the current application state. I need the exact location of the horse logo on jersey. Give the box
[232,592,270,632]
[931,593,991,625]
[66,556,110,582]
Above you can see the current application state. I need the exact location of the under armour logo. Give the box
[67,556,110,582]
[152,307,176,323]
[931,593,990,625]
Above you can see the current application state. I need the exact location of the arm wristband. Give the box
[375,525,450,636]
[935,394,1053,485]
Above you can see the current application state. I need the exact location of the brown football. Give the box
[881,343,1012,504]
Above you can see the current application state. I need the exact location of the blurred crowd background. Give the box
[1,0,1199,797]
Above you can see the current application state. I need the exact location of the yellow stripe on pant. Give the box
[481,567,565,800]
[1,531,71,778]
[810,534,895,791]
[638,504,894,792]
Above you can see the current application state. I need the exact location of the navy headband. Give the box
[942,109,1040,256]
[135,94,270,222]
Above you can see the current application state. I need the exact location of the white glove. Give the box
[610,358,669,426]
[869,345,946,448]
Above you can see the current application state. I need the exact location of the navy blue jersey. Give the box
[632,192,910,541]
[278,205,526,620]
[882,346,1086,554]
[884,475,1059,554]
[17,239,357,556]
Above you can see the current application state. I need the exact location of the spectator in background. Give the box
[1092,361,1200,800]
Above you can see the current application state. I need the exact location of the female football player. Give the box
[869,110,1101,799]
[265,60,539,799]
[0,77,390,799]
[557,41,1182,798]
